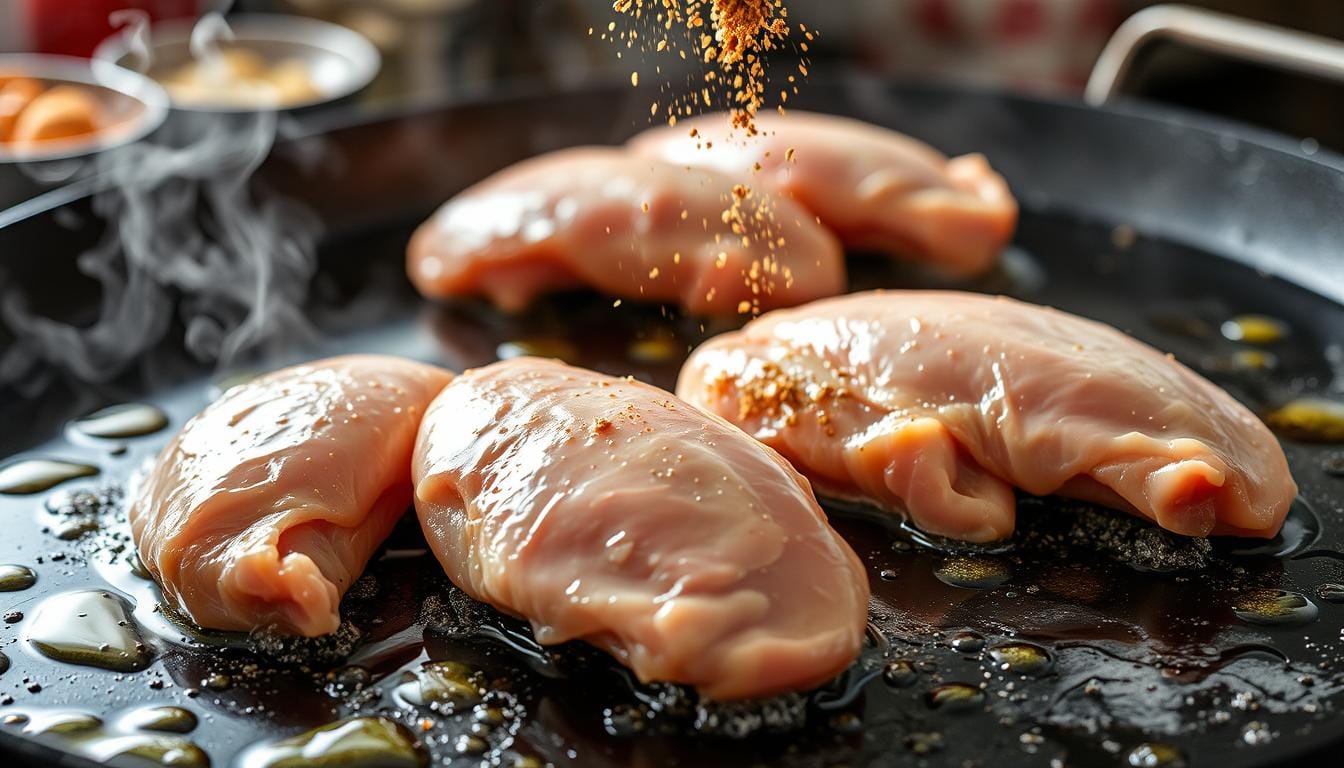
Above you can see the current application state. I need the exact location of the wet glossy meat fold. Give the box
[629,110,1017,275]
[129,355,454,636]
[677,290,1296,542]
[407,146,844,314]
[412,357,869,699]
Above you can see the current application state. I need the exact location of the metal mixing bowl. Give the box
[92,14,381,113]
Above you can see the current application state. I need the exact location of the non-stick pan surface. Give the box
[1,76,1343,768]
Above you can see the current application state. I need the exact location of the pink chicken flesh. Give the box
[406,146,844,314]
[412,357,869,700]
[677,290,1296,542]
[129,355,454,636]
[628,110,1018,276]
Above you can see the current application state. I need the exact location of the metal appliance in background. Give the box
[1,5,1343,768]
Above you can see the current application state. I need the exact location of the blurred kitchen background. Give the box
[2,0,1342,149]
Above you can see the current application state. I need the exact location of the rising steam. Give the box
[0,13,321,392]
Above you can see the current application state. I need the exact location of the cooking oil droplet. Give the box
[1231,589,1319,626]
[16,711,209,767]
[949,631,985,653]
[393,661,483,711]
[0,651,8,674]
[203,673,232,691]
[1265,398,1344,442]
[1241,720,1272,746]
[120,706,198,734]
[497,339,578,362]
[1127,742,1186,767]
[24,590,152,671]
[987,642,1054,676]
[455,734,488,755]
[71,404,168,440]
[628,337,681,364]
[1221,314,1288,344]
[0,459,98,494]
[0,564,36,591]
[242,716,428,768]
[933,556,1011,590]
[22,711,103,735]
[1317,583,1344,603]
[882,659,918,688]
[925,683,984,712]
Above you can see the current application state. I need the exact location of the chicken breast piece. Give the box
[130,355,454,636]
[628,111,1017,276]
[406,146,845,314]
[677,291,1295,542]
[412,357,868,699]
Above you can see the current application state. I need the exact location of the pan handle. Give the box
[1085,4,1344,105]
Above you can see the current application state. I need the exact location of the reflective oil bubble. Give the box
[1318,583,1344,603]
[1231,589,1319,627]
[24,590,152,672]
[1127,742,1186,767]
[1220,314,1288,344]
[119,706,198,734]
[882,659,918,688]
[949,631,985,654]
[925,683,985,713]
[1265,398,1344,443]
[11,711,208,767]
[933,556,1011,589]
[393,661,483,712]
[240,716,428,768]
[0,459,98,495]
[0,564,36,592]
[81,734,209,767]
[987,642,1054,677]
[71,404,169,440]
[22,712,104,735]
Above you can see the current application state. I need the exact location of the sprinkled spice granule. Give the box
[607,0,804,137]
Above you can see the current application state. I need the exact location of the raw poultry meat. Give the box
[628,111,1017,275]
[412,357,869,699]
[407,146,844,314]
[677,290,1295,542]
[129,355,454,636]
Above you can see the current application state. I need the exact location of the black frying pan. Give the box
[1,73,1343,768]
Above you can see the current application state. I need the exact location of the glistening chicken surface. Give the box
[677,290,1296,542]
[412,357,869,699]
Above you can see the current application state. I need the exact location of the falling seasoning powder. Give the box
[610,0,802,136]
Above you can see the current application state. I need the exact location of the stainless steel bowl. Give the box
[0,53,169,164]
[92,14,381,113]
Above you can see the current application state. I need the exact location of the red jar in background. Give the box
[17,0,201,56]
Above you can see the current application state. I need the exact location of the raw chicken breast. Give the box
[628,111,1017,275]
[677,291,1295,542]
[406,146,844,314]
[412,357,868,699]
[130,355,454,636]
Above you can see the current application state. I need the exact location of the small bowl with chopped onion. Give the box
[93,14,381,114]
